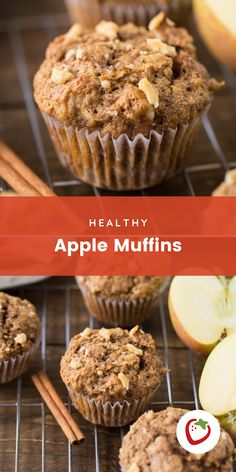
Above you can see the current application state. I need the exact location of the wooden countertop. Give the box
[0,1,236,471]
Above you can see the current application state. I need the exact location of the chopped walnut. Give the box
[65,23,84,40]
[51,65,73,84]
[130,325,139,336]
[101,79,111,90]
[80,327,92,337]
[146,38,176,57]
[76,47,84,60]
[15,333,27,345]
[138,78,159,108]
[99,327,111,340]
[127,343,143,356]
[69,358,81,369]
[166,17,175,26]
[127,463,140,472]
[65,48,76,60]
[118,372,129,390]
[95,20,119,39]
[148,12,165,32]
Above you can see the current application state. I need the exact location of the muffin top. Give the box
[77,276,166,299]
[60,326,164,402]
[0,292,41,360]
[34,14,221,139]
[120,407,235,472]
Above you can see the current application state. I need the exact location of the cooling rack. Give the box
[0,279,203,472]
[0,9,236,472]
[0,13,236,196]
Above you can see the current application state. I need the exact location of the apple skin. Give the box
[168,295,217,355]
[193,0,236,71]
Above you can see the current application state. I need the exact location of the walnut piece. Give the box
[118,372,129,390]
[127,464,140,472]
[15,333,27,345]
[66,23,84,40]
[127,343,143,356]
[148,12,165,31]
[99,328,111,340]
[101,79,111,90]
[146,38,176,57]
[130,325,139,336]
[138,78,159,108]
[95,20,119,39]
[80,327,92,337]
[51,65,73,84]
[76,47,84,60]
[64,48,76,60]
[69,358,81,369]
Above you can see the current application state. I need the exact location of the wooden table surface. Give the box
[0,1,236,471]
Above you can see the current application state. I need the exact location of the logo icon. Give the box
[176,410,221,454]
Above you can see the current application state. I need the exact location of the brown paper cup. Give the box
[76,277,170,327]
[64,0,190,27]
[68,388,156,426]
[43,112,203,191]
[0,336,40,384]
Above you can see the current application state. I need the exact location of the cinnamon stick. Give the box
[0,140,56,196]
[32,371,84,444]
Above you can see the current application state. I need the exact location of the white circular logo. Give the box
[176,410,221,454]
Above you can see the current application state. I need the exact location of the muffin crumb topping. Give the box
[61,326,164,402]
[138,78,159,108]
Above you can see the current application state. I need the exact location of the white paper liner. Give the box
[0,336,40,384]
[64,0,190,27]
[68,388,155,426]
[43,113,202,191]
[77,277,170,327]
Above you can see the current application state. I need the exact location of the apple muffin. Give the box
[60,326,165,426]
[76,276,168,327]
[65,0,191,28]
[0,292,41,383]
[34,14,222,190]
[120,407,235,471]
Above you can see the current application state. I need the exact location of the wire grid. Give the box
[0,281,200,472]
[0,11,236,472]
[0,13,236,195]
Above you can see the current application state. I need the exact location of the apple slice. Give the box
[193,0,236,70]
[168,276,236,354]
[199,332,236,419]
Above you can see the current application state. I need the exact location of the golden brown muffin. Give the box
[0,292,41,383]
[76,276,168,327]
[34,15,222,190]
[61,326,165,425]
[120,407,235,471]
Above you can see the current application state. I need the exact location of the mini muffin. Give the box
[34,15,222,190]
[120,407,235,472]
[0,292,41,383]
[65,0,191,28]
[60,326,165,426]
[76,276,168,327]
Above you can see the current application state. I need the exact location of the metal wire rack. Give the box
[0,280,202,472]
[0,10,236,472]
[0,13,236,196]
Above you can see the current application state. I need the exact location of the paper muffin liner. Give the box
[43,113,203,191]
[68,387,156,426]
[77,277,170,327]
[64,0,190,27]
[0,336,40,384]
